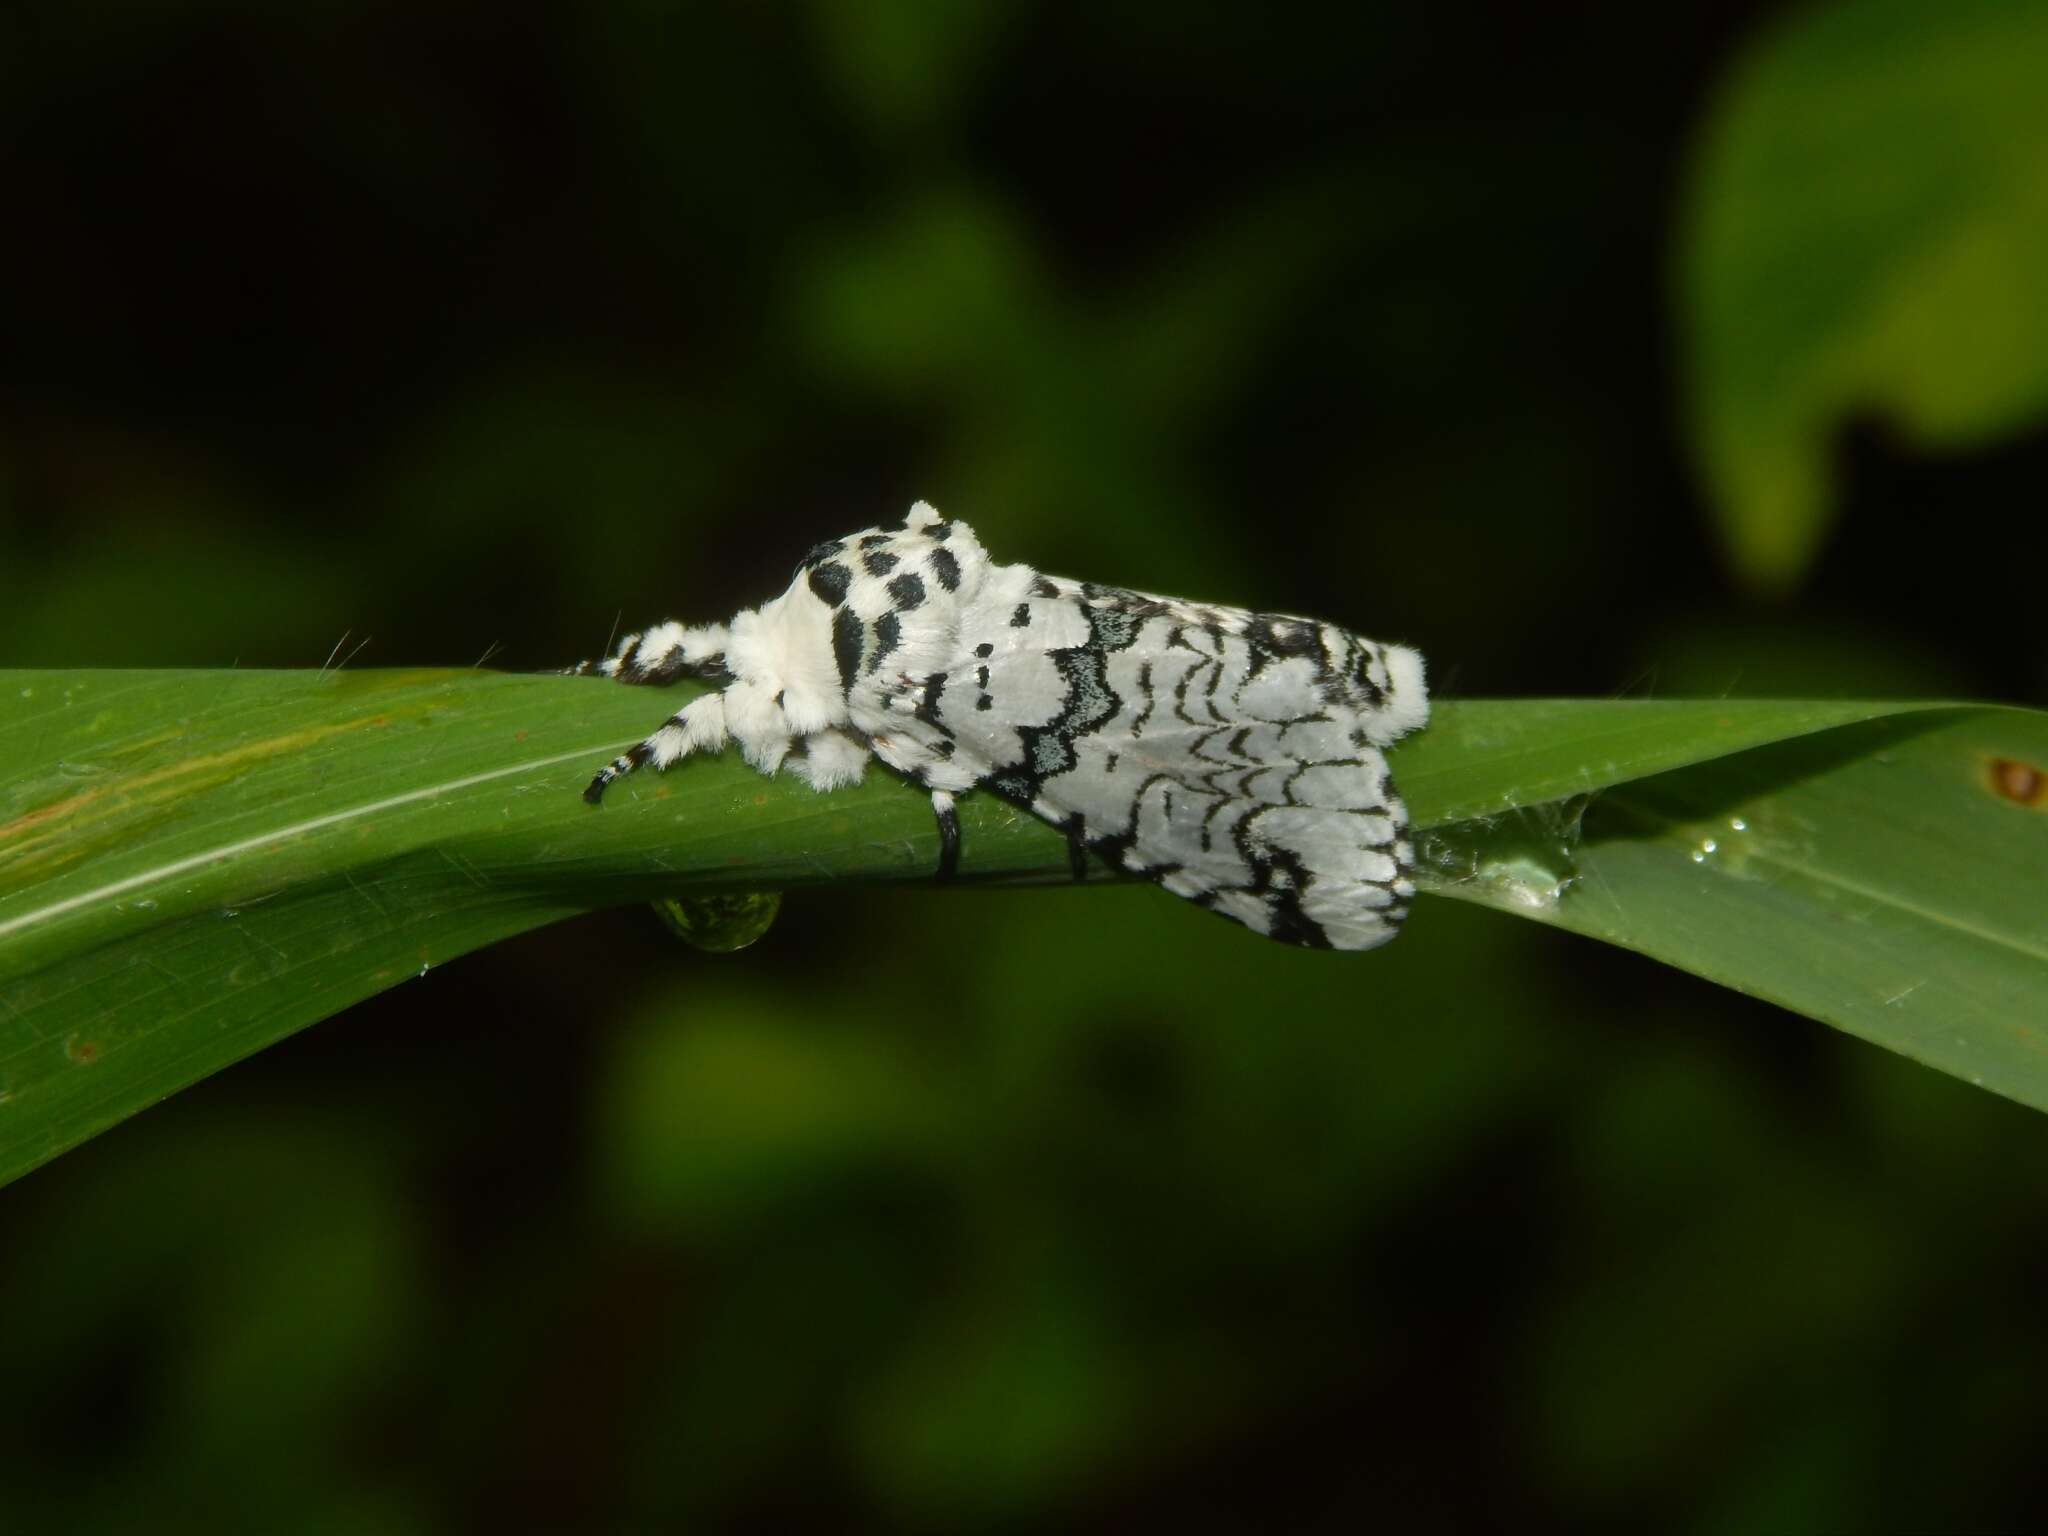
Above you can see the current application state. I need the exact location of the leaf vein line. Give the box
[0,745,613,944]
[1604,790,2048,970]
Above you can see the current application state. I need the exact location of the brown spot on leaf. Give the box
[65,1035,100,1065]
[1986,757,2048,808]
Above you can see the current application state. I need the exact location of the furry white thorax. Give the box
[577,502,1431,951]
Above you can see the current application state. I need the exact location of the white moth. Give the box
[573,503,1430,950]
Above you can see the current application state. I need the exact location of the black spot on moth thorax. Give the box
[929,546,961,591]
[916,672,948,725]
[887,571,926,610]
[809,561,853,607]
[863,548,901,576]
[866,610,902,673]
[796,539,845,576]
[831,607,864,690]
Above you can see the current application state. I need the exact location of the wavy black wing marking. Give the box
[1071,719,1415,951]
[931,581,1417,950]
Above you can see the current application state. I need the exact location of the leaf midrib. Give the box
[1596,788,2048,972]
[0,743,614,945]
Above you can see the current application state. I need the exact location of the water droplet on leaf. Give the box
[651,890,783,953]
[1416,798,1586,911]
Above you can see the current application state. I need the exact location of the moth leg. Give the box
[931,789,960,881]
[787,729,869,793]
[567,621,732,684]
[1063,817,1089,882]
[585,691,728,804]
[859,720,976,879]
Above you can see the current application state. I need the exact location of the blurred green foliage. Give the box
[1683,0,2048,591]
[5,0,2048,1528]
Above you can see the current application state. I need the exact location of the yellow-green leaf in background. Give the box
[1680,0,2048,592]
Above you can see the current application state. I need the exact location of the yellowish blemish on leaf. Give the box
[0,713,397,881]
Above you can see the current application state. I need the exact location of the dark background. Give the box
[5,1,2048,1528]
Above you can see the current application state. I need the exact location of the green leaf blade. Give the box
[1432,707,2048,1110]
[4,671,2046,1186]
[0,667,1068,1186]
[1391,698,1930,823]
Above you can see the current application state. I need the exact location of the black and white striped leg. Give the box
[617,648,726,685]
[584,694,723,804]
[566,622,731,685]
[931,789,961,880]
[584,741,657,803]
